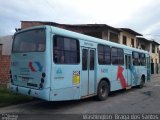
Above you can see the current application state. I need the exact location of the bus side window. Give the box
[140,53,146,66]
[98,44,111,65]
[53,35,79,64]
[132,52,140,66]
[111,47,124,65]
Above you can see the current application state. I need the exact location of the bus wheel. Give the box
[138,76,145,88]
[97,80,109,101]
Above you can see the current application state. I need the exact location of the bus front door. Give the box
[81,48,96,97]
[125,54,132,86]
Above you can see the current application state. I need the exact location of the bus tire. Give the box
[138,76,145,88]
[97,80,109,101]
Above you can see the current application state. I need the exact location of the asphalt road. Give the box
[0,75,160,114]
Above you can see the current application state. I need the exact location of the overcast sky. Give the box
[0,0,160,43]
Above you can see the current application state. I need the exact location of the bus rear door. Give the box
[81,47,96,97]
[125,54,132,86]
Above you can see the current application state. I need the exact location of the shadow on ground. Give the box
[27,86,141,111]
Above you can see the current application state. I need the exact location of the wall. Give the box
[0,35,13,55]
[21,22,43,29]
[102,31,108,40]
[0,35,12,85]
[119,31,136,47]
[150,44,159,63]
[0,55,10,85]
[137,39,150,51]
[150,52,159,63]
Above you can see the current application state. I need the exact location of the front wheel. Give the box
[97,81,109,101]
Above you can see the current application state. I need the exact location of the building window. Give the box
[111,47,124,65]
[152,44,155,53]
[53,35,80,64]
[0,44,2,55]
[155,59,157,63]
[151,59,153,63]
[141,45,145,50]
[98,44,111,65]
[123,36,127,45]
[109,32,119,43]
[131,38,134,47]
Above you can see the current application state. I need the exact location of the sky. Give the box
[0,0,160,43]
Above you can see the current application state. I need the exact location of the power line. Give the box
[144,34,160,37]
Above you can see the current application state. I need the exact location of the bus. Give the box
[9,25,151,101]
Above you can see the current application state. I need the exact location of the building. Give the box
[137,37,160,63]
[21,21,160,62]
[0,35,12,85]
[119,28,142,48]
[21,21,121,43]
[0,35,13,55]
[137,36,160,74]
[21,21,144,47]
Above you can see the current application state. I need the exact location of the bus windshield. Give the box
[12,29,46,53]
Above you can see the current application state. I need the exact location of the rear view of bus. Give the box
[9,26,51,101]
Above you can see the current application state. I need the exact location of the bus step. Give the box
[126,86,132,90]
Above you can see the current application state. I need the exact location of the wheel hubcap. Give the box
[101,86,106,97]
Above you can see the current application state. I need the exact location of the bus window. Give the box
[53,36,80,64]
[12,29,45,53]
[98,44,111,65]
[132,52,140,66]
[140,53,146,66]
[90,50,95,70]
[111,47,124,65]
[118,48,124,65]
[82,49,88,70]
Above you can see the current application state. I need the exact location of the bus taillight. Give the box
[42,72,46,78]
[41,78,44,83]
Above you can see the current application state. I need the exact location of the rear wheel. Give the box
[97,80,109,101]
[138,76,145,88]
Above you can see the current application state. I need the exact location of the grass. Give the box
[0,86,33,107]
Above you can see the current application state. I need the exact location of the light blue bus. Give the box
[9,25,151,101]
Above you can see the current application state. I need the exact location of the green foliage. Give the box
[0,87,33,107]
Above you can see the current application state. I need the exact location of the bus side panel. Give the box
[131,66,147,86]
[49,32,81,101]
[50,65,81,101]
[97,65,125,92]
[110,65,127,91]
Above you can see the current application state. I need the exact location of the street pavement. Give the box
[0,74,160,114]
